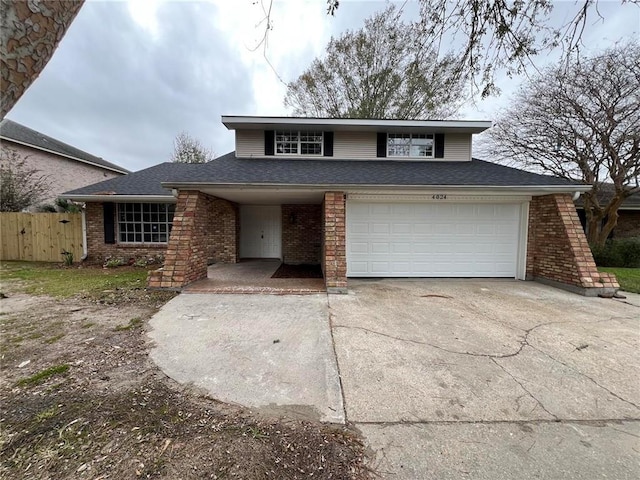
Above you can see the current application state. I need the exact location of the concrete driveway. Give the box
[148,280,640,478]
[330,279,640,479]
[148,293,343,423]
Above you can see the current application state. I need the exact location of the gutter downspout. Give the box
[573,191,581,201]
[81,206,88,261]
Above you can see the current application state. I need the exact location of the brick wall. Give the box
[148,191,238,289]
[85,202,168,262]
[208,197,239,263]
[2,143,124,208]
[527,194,618,293]
[282,204,322,264]
[322,192,347,292]
[614,211,640,238]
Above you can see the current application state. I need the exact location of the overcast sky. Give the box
[6,0,639,172]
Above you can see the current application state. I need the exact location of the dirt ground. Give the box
[0,277,369,479]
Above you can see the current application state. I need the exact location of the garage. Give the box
[346,198,528,278]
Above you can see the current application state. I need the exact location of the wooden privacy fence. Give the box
[0,212,83,262]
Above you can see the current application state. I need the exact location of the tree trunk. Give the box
[596,192,626,246]
[0,0,84,119]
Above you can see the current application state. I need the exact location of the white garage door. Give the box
[347,202,522,277]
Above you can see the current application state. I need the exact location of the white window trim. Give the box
[117,202,175,244]
[275,130,324,156]
[387,133,435,159]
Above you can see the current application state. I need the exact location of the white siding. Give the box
[235,129,264,157]
[333,131,377,159]
[444,133,472,162]
[234,129,472,161]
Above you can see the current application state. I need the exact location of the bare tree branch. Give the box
[483,40,640,246]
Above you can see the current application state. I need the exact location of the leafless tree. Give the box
[285,5,466,119]
[1,0,85,119]
[170,132,215,164]
[260,0,640,100]
[0,147,50,211]
[484,41,640,246]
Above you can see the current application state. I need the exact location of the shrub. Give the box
[591,238,640,268]
[61,250,74,266]
[104,257,124,268]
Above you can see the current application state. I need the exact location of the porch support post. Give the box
[527,193,619,296]
[148,190,213,289]
[323,191,347,293]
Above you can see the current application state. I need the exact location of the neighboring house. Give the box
[0,119,129,207]
[62,116,617,296]
[575,186,640,239]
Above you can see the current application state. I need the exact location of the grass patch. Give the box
[16,364,70,387]
[81,322,95,329]
[114,317,143,331]
[0,262,148,298]
[44,333,65,344]
[600,267,640,293]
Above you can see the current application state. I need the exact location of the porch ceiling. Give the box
[198,187,325,205]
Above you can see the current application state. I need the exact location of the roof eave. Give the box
[59,194,175,202]
[221,116,492,134]
[161,181,591,194]
[0,136,130,175]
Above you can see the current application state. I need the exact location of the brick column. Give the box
[323,192,347,293]
[148,190,215,289]
[527,194,618,296]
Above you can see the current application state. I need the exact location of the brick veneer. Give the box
[148,191,238,289]
[85,202,169,262]
[527,194,618,295]
[282,204,322,264]
[614,211,640,238]
[322,192,347,292]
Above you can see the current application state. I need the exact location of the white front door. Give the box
[240,205,282,259]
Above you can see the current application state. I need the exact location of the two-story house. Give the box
[61,116,618,296]
[0,119,129,208]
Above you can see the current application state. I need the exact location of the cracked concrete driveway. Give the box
[329,279,640,479]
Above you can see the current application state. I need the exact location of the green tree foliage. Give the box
[484,41,640,246]
[0,148,50,212]
[170,132,215,164]
[285,5,466,119]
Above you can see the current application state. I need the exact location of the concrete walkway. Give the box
[148,293,343,423]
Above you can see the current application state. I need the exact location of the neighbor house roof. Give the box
[574,184,640,209]
[63,152,587,200]
[0,119,129,174]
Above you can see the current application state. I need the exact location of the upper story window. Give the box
[275,130,323,155]
[387,133,434,158]
[118,203,175,243]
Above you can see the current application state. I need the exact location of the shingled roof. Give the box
[574,184,640,209]
[64,152,585,198]
[0,119,129,174]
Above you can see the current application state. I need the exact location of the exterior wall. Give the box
[282,204,322,264]
[208,197,239,263]
[148,191,238,290]
[85,202,168,262]
[234,129,472,161]
[235,130,264,157]
[322,192,347,292]
[1,142,124,207]
[526,194,618,294]
[614,211,640,238]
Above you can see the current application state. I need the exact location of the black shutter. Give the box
[434,133,445,158]
[264,130,275,156]
[323,131,334,157]
[376,132,387,157]
[103,203,115,244]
